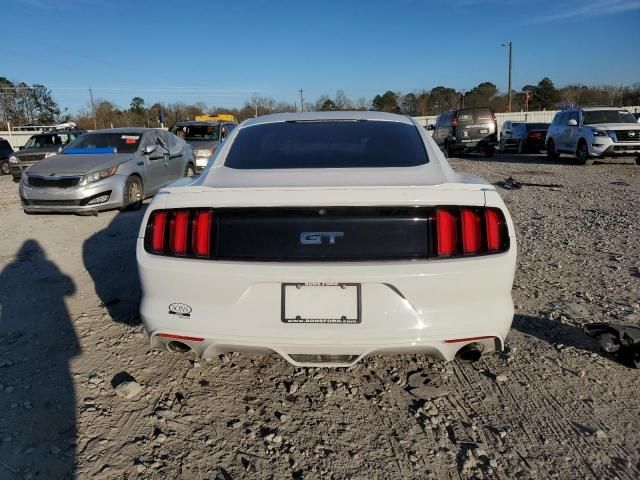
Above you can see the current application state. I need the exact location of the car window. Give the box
[175,124,220,141]
[224,120,429,169]
[64,132,143,154]
[582,109,637,125]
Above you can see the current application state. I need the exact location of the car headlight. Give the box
[195,147,215,158]
[79,166,117,186]
[592,129,608,137]
[9,155,19,164]
[44,152,57,158]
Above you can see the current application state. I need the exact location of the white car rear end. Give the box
[136,112,516,367]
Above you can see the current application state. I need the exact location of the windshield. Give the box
[174,124,220,141]
[224,120,429,169]
[23,133,72,149]
[583,110,637,125]
[64,132,142,154]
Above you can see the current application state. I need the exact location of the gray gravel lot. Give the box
[0,153,639,479]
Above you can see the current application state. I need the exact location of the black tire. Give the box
[446,143,455,158]
[576,140,590,165]
[0,160,10,175]
[516,140,524,155]
[547,139,559,160]
[484,146,495,158]
[122,175,143,211]
[184,163,196,177]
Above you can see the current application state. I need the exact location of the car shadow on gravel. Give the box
[511,314,599,353]
[0,240,79,478]
[83,206,148,325]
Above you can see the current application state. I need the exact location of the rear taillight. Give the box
[529,131,542,138]
[146,209,216,258]
[434,207,508,257]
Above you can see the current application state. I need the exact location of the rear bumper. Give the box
[19,174,127,213]
[137,239,517,367]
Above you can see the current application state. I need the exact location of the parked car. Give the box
[19,128,194,214]
[432,107,498,157]
[171,120,237,171]
[0,138,13,175]
[498,121,523,148]
[136,111,517,368]
[8,129,86,181]
[501,123,549,153]
[546,107,640,165]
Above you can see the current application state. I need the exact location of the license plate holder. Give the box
[281,283,361,324]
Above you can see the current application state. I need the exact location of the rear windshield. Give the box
[224,121,428,169]
[526,123,549,130]
[23,133,74,149]
[173,124,220,141]
[582,110,637,125]
[64,132,142,154]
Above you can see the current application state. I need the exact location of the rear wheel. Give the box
[484,146,494,158]
[122,175,143,211]
[516,140,524,154]
[446,143,455,158]
[576,140,591,165]
[0,160,10,175]
[546,139,559,160]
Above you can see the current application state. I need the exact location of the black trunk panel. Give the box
[215,207,433,261]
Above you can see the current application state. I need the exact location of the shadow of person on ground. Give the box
[0,240,79,478]
[82,207,148,326]
[512,314,599,354]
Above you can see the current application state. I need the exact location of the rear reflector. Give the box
[157,333,205,342]
[444,335,496,344]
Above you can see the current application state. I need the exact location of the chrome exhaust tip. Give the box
[166,341,191,354]
[456,343,483,363]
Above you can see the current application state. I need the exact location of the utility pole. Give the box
[89,87,97,130]
[501,42,512,113]
[299,89,304,112]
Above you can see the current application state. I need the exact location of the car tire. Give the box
[0,159,10,175]
[516,140,524,155]
[546,139,559,160]
[184,163,195,177]
[576,140,590,165]
[484,146,494,158]
[446,143,455,158]
[122,175,143,211]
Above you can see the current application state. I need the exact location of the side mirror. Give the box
[143,144,157,155]
[567,119,578,126]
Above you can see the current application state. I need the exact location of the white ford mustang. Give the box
[136,111,516,367]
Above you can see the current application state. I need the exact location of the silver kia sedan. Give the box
[19,128,195,214]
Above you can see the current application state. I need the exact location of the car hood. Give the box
[27,153,132,175]
[15,146,59,157]
[187,140,220,150]
[588,123,640,130]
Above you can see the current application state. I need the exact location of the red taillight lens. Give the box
[461,209,481,254]
[485,208,503,251]
[150,211,166,252]
[170,211,189,255]
[436,209,458,256]
[192,210,212,257]
[434,207,508,258]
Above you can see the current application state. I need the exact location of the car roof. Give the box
[241,111,414,128]
[90,127,160,134]
[579,106,631,111]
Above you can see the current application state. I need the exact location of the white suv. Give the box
[546,107,640,165]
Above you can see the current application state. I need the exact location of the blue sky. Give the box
[4,0,640,113]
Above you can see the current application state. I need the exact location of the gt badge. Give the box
[168,303,192,318]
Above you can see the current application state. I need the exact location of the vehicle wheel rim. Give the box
[0,162,9,175]
[187,166,194,177]
[128,182,141,204]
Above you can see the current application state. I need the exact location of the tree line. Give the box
[1,75,639,130]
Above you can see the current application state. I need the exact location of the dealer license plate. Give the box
[281,283,361,324]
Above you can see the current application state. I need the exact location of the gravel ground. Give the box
[0,153,639,480]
